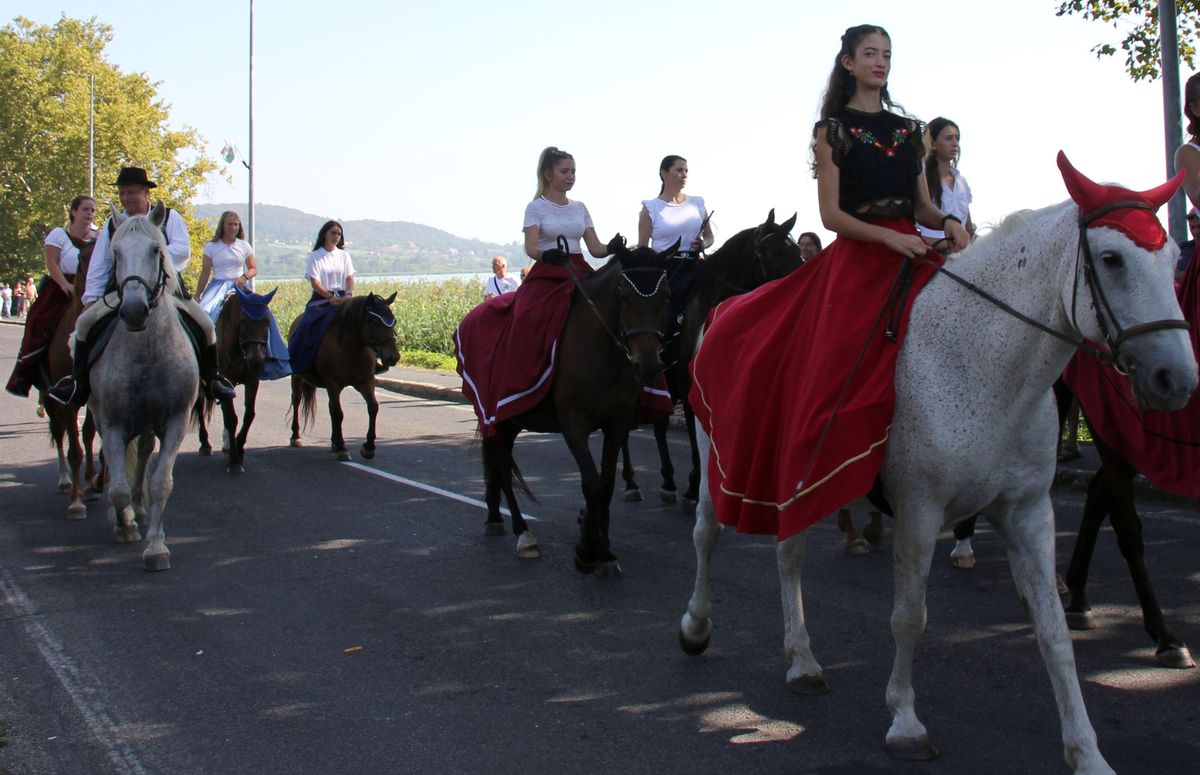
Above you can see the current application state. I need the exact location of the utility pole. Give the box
[248,0,256,249]
[1161,0,1184,242]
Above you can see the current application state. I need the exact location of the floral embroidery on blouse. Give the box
[848,126,910,157]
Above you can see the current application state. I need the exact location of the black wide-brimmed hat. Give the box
[112,167,157,188]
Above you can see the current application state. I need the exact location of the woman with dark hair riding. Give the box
[5,195,97,397]
[918,117,975,248]
[287,220,356,376]
[797,232,822,260]
[1174,72,1200,211]
[637,155,714,368]
[690,23,969,538]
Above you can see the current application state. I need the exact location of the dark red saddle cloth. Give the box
[1062,256,1200,498]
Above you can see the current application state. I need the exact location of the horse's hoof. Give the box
[116,527,141,544]
[886,736,939,761]
[226,464,245,474]
[862,522,884,546]
[594,560,622,578]
[84,487,102,502]
[844,538,870,556]
[516,532,540,559]
[659,488,678,504]
[361,447,375,460]
[1156,645,1196,669]
[678,618,712,656]
[67,503,88,521]
[786,673,831,695]
[57,482,72,494]
[574,552,595,574]
[198,444,212,456]
[1056,574,1069,595]
[950,553,976,569]
[624,488,644,502]
[36,404,46,418]
[1065,609,1097,631]
[485,521,506,536]
[290,438,302,448]
[680,498,697,516]
[143,552,171,572]
[336,450,351,462]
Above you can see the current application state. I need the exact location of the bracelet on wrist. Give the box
[941,214,962,227]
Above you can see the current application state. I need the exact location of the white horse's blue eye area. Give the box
[1099,250,1124,269]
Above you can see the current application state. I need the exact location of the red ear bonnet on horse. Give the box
[1056,150,1184,252]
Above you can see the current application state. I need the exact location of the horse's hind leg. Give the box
[196,397,213,455]
[995,501,1114,775]
[289,375,304,447]
[327,386,349,461]
[653,416,677,503]
[82,410,101,499]
[356,381,378,460]
[219,390,240,472]
[950,514,979,569]
[49,409,71,494]
[679,423,720,654]
[681,401,701,514]
[1064,470,1110,630]
[779,531,828,693]
[481,434,507,537]
[63,408,87,520]
[142,424,184,572]
[129,434,154,530]
[230,378,259,472]
[619,441,642,501]
[838,509,871,555]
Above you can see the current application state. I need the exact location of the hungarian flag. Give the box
[221,142,236,164]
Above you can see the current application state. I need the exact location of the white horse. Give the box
[678,157,1197,774]
[89,204,199,571]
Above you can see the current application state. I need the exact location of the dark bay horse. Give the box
[620,210,803,510]
[39,253,101,518]
[482,244,672,575]
[197,287,279,472]
[289,292,400,461]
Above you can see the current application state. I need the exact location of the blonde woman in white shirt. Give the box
[918,117,976,248]
[195,210,257,321]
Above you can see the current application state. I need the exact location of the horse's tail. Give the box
[510,456,536,503]
[191,395,213,431]
[299,382,318,430]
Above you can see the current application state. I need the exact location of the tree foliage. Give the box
[0,15,216,285]
[1057,1,1200,81]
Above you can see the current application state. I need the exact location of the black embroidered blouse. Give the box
[814,108,925,219]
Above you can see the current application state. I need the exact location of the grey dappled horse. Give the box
[678,156,1197,774]
[89,204,199,571]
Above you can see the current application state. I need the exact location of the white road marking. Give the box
[341,461,539,521]
[0,565,149,775]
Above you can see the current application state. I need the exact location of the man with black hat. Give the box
[47,166,236,405]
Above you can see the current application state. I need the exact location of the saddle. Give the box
[86,306,203,369]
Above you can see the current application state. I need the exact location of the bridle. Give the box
[363,305,397,360]
[709,228,801,297]
[107,242,168,311]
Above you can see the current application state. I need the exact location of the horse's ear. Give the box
[384,291,397,305]
[263,287,277,304]
[110,202,126,226]
[149,201,166,227]
[765,208,776,226]
[659,238,682,261]
[780,212,798,234]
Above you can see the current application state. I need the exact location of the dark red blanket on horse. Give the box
[5,278,74,396]
[690,222,943,540]
[1063,256,1200,498]
[456,256,672,436]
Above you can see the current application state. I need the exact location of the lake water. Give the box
[259,272,490,284]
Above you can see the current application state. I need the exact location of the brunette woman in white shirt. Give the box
[288,221,357,376]
[6,196,96,397]
[195,210,257,321]
[917,117,976,248]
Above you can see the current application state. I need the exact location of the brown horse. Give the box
[482,243,672,575]
[38,255,102,519]
[197,286,281,472]
[619,210,803,511]
[289,292,400,461]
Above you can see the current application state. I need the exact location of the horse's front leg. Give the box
[680,423,721,653]
[327,385,348,461]
[63,408,88,520]
[884,502,940,761]
[129,433,154,530]
[562,424,610,575]
[82,409,101,499]
[229,377,258,472]
[996,499,1115,775]
[141,420,185,572]
[593,424,627,575]
[100,432,139,544]
[652,415,676,503]
[196,397,213,456]
[355,379,379,460]
[1064,471,1109,629]
[778,531,828,693]
[618,440,642,501]
[289,375,304,447]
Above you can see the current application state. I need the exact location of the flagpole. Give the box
[248,0,255,253]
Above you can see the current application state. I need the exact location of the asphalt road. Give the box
[1,321,1198,775]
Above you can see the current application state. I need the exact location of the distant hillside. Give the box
[195,203,521,278]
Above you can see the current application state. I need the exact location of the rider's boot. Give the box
[200,343,237,403]
[46,337,93,406]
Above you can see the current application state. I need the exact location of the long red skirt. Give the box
[5,277,73,396]
[689,222,942,539]
[1062,255,1200,498]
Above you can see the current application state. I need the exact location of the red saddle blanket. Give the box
[690,224,942,540]
[1062,257,1200,498]
[456,257,672,436]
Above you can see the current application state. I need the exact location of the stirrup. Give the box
[208,377,237,403]
[46,376,79,406]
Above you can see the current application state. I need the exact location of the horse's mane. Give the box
[333,294,394,346]
[952,200,1074,263]
[111,215,179,295]
[703,227,755,268]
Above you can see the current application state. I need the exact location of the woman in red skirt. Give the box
[689,24,970,539]
[6,195,97,397]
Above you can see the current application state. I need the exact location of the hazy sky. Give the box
[14,1,1190,250]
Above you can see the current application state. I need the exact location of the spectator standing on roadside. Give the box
[12,282,25,318]
[0,283,10,317]
[483,255,520,300]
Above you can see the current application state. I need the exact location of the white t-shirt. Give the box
[523,197,594,253]
[484,275,520,298]
[203,238,254,281]
[917,169,972,239]
[44,227,94,275]
[306,247,355,291]
[642,195,707,253]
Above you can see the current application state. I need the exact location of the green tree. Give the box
[0,15,216,287]
[1057,1,1200,81]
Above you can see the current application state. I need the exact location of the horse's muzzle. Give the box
[119,295,150,331]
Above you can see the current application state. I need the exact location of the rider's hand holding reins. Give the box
[606,233,627,257]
